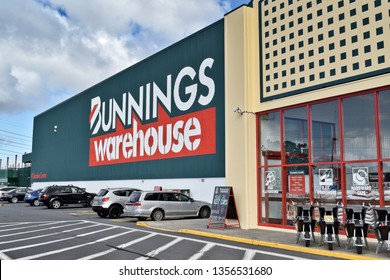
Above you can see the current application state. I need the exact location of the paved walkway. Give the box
[136,218,390,260]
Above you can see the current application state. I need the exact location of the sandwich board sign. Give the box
[208,186,240,229]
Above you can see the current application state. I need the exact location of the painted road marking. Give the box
[0,223,101,245]
[0,221,88,238]
[0,220,79,233]
[20,230,135,260]
[0,220,311,260]
[243,249,257,260]
[188,243,215,260]
[136,237,183,260]
[78,232,157,260]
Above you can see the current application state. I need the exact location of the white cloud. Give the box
[0,0,234,114]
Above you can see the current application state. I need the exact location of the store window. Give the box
[342,93,377,161]
[283,107,310,226]
[312,164,341,203]
[286,165,310,226]
[345,162,379,206]
[259,112,283,225]
[381,162,390,204]
[260,167,282,224]
[311,101,340,162]
[260,112,281,166]
[379,89,390,159]
[284,106,309,166]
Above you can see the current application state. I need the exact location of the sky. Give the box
[0,0,250,168]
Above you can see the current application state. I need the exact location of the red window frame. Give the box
[257,85,390,227]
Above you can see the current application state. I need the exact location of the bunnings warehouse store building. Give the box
[29,0,390,229]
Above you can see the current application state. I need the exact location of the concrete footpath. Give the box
[136,218,390,260]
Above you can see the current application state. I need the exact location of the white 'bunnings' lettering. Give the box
[90,58,215,135]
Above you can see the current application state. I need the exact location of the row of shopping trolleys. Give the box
[293,202,390,255]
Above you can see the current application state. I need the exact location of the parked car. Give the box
[92,187,141,218]
[1,188,30,203]
[124,191,211,221]
[0,187,16,197]
[39,185,96,209]
[24,188,43,206]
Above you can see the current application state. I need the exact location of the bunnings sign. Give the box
[89,58,217,166]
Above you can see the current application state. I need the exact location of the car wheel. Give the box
[84,199,93,207]
[33,199,40,206]
[198,206,211,218]
[108,205,122,219]
[51,199,61,209]
[151,209,164,221]
[11,197,18,203]
[97,212,108,218]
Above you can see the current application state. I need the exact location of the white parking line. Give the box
[0,221,55,228]
[78,232,157,260]
[0,221,88,238]
[242,249,257,260]
[136,237,183,260]
[188,243,215,260]
[77,226,119,236]
[0,225,120,254]
[0,251,11,260]
[20,230,136,260]
[0,223,101,245]
[82,221,310,260]
[0,220,78,233]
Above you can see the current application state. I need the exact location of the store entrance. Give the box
[258,87,390,227]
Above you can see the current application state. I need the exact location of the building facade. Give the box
[31,0,390,229]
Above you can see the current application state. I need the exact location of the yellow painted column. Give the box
[224,2,260,229]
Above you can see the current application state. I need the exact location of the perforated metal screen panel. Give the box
[259,0,390,101]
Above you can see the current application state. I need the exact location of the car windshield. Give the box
[15,188,28,193]
[40,186,52,194]
[97,189,109,196]
[29,189,42,194]
[127,191,141,203]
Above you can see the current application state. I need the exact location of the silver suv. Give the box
[124,190,211,221]
[92,188,140,218]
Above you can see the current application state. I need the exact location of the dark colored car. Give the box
[39,185,96,209]
[24,188,43,206]
[1,188,30,203]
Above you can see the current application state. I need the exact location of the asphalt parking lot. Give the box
[0,202,388,260]
[0,203,328,261]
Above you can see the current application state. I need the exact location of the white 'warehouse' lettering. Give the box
[93,117,201,161]
[90,58,215,135]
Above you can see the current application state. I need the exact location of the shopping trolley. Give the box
[344,204,370,254]
[293,202,317,247]
[318,203,341,250]
[373,207,390,254]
